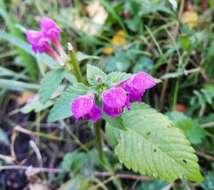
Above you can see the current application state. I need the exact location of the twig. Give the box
[29,140,43,168]
[14,125,33,136]
[160,67,201,80]
[94,171,151,181]
[13,125,70,143]
[197,151,214,161]
[178,0,185,19]
[0,165,65,173]
[201,122,214,128]
[0,154,14,163]
[11,127,18,163]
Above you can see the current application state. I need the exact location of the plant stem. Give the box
[172,78,180,110]
[69,52,84,83]
[178,0,185,19]
[94,121,105,166]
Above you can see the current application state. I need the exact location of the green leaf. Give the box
[106,72,131,86]
[0,8,38,81]
[106,51,131,72]
[0,66,27,80]
[132,57,154,73]
[39,68,66,103]
[106,122,121,147]
[76,52,99,62]
[139,0,173,15]
[0,79,39,91]
[86,64,107,85]
[0,128,9,146]
[21,97,54,114]
[201,172,214,190]
[47,83,88,122]
[104,115,126,130]
[137,180,167,190]
[59,176,90,190]
[166,112,206,144]
[112,103,203,182]
[61,152,86,174]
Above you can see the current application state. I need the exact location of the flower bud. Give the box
[71,95,101,122]
[40,17,61,41]
[122,72,156,102]
[25,30,50,53]
[102,87,129,117]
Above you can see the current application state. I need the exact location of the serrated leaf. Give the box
[48,83,88,122]
[86,64,106,85]
[106,72,131,86]
[106,122,120,147]
[39,68,66,103]
[104,115,126,130]
[113,103,203,182]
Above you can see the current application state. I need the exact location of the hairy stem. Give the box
[69,52,85,83]
[94,121,105,166]
[172,78,180,110]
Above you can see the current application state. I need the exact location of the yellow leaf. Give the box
[111,30,126,46]
[181,11,198,28]
[103,47,114,55]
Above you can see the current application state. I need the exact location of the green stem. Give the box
[69,52,84,83]
[94,121,105,166]
[172,78,180,110]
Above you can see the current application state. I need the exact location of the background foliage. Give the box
[0,0,214,189]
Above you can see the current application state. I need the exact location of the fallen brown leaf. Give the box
[17,91,34,106]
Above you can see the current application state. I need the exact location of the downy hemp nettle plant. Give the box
[25,17,203,182]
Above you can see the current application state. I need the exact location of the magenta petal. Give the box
[25,30,40,44]
[102,87,129,117]
[40,17,61,41]
[103,103,123,117]
[121,72,156,102]
[71,95,94,118]
[71,95,101,122]
[89,106,102,122]
[130,72,156,91]
[25,30,50,53]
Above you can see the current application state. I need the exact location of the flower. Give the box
[71,95,101,122]
[122,72,156,102]
[25,30,50,53]
[40,17,61,41]
[102,87,129,117]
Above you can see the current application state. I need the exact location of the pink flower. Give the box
[122,72,156,102]
[25,30,50,53]
[102,87,130,117]
[71,95,101,122]
[40,17,61,41]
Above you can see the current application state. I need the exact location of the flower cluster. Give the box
[25,17,65,63]
[71,72,156,122]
